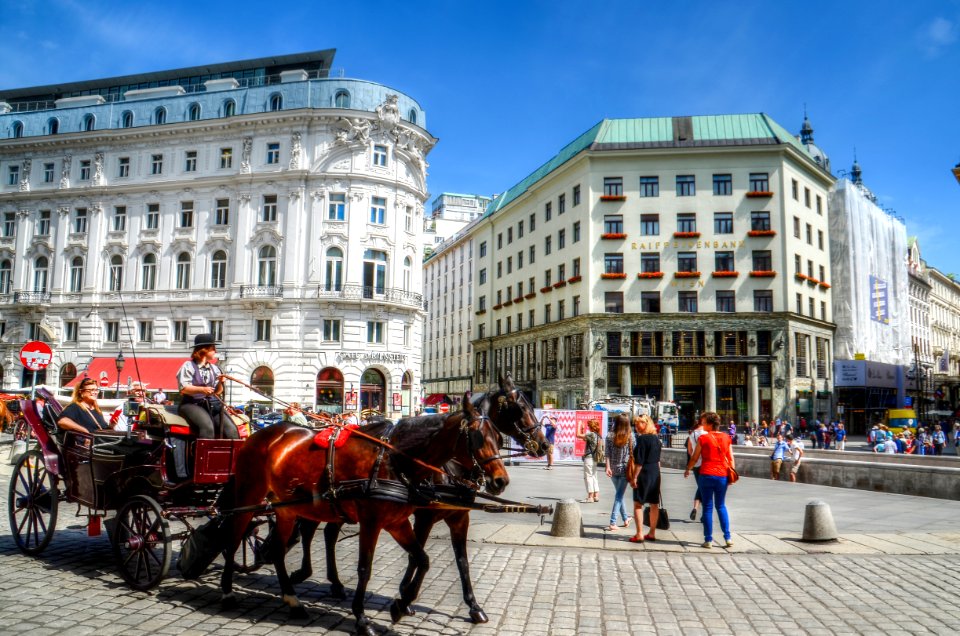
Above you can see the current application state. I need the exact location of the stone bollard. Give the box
[801,500,838,542]
[550,498,584,538]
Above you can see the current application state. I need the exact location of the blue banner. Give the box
[869,275,889,324]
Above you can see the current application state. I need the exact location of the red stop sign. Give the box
[19,341,53,371]
[100,377,111,387]
[439,403,450,413]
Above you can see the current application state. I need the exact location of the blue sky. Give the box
[3,0,959,274]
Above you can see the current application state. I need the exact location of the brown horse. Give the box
[217,393,509,636]
[289,374,548,623]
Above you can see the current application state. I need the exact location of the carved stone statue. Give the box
[241,137,253,173]
[289,132,302,169]
[19,159,30,192]
[334,117,371,145]
[93,152,104,185]
[60,155,71,189]
[375,94,400,133]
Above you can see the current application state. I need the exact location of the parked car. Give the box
[253,411,284,431]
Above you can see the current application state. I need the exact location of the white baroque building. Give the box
[0,50,436,417]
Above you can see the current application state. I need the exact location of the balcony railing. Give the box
[14,291,52,305]
[240,285,283,299]
[317,283,423,308]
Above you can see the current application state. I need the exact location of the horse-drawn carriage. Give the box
[8,376,550,635]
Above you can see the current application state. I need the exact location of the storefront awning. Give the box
[423,393,455,406]
[66,357,183,391]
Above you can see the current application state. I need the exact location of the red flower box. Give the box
[540,286,553,293]
[819,281,831,289]
[600,272,626,280]
[750,270,777,278]
[475,309,486,315]
[567,275,582,283]
[746,191,774,198]
[712,271,739,278]
[503,300,513,307]
[674,271,701,278]
[513,297,524,303]
[637,272,664,279]
[673,231,701,238]
[553,281,567,289]
[747,230,777,237]
[493,304,503,310]
[599,195,626,202]
[524,292,536,299]
[601,233,627,240]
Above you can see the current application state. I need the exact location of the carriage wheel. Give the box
[112,495,171,591]
[7,450,58,555]
[234,517,271,573]
[13,417,33,442]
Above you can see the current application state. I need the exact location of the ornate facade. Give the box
[0,51,435,416]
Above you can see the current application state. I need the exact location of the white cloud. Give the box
[919,17,957,57]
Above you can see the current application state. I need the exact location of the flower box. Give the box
[637,272,664,279]
[601,233,627,240]
[524,292,536,299]
[553,281,567,289]
[599,195,626,202]
[674,271,701,279]
[540,286,553,293]
[712,271,739,278]
[747,229,776,237]
[567,275,582,283]
[513,297,524,303]
[673,231,701,238]
[750,270,777,278]
[600,272,626,280]
[475,309,486,315]
[503,300,513,307]
[746,191,774,198]
[819,281,831,289]
[493,304,503,310]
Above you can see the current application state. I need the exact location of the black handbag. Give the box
[642,495,670,530]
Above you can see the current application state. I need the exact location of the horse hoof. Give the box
[354,619,377,636]
[389,599,404,623]
[220,593,237,611]
[330,583,347,600]
[470,609,489,623]
[290,605,309,620]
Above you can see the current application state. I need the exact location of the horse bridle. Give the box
[494,389,543,456]
[453,412,503,489]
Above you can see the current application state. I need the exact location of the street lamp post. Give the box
[115,351,125,398]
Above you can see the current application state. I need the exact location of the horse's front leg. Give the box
[387,519,429,623]
[322,521,348,599]
[445,511,487,623]
[352,523,381,636]
[288,519,318,585]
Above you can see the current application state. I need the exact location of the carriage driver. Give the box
[177,334,239,439]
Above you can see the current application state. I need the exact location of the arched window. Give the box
[210,250,227,289]
[121,111,133,128]
[69,256,84,292]
[175,252,191,289]
[154,107,167,125]
[403,256,412,291]
[360,368,385,412]
[257,245,277,286]
[315,367,344,411]
[407,108,417,125]
[362,249,387,297]
[59,362,78,387]
[324,247,343,292]
[334,90,351,108]
[33,256,49,292]
[141,253,157,290]
[269,93,282,111]
[251,366,274,397]
[188,103,201,121]
[0,259,11,294]
[47,118,59,135]
[12,121,23,138]
[109,255,123,291]
[82,113,95,131]
[223,99,236,117]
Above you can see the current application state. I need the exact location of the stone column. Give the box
[705,364,717,412]
[748,364,760,425]
[621,363,632,395]
[662,364,674,401]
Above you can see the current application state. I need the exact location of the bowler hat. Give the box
[192,333,219,350]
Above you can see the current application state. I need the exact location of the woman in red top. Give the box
[684,411,734,548]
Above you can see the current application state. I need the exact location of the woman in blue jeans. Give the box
[683,411,734,548]
[603,413,633,531]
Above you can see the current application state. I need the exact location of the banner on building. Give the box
[939,349,950,374]
[869,275,889,324]
[505,409,608,462]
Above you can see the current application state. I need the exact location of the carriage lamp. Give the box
[115,351,125,395]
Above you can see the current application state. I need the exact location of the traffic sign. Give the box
[100,377,110,387]
[439,403,450,413]
[19,341,52,371]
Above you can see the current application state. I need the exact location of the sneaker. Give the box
[725,539,734,548]
[689,508,697,521]
[701,541,713,548]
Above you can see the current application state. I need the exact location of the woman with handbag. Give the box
[684,411,734,548]
[628,414,662,543]
[604,413,633,530]
[577,420,602,503]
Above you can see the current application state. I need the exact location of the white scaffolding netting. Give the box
[829,179,910,366]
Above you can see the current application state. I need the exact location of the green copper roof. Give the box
[485,113,822,217]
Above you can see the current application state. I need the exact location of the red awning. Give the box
[66,357,183,391]
[423,393,455,406]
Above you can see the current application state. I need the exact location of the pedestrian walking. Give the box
[834,422,847,451]
[684,411,734,549]
[932,424,946,456]
[787,434,804,482]
[686,418,707,521]
[542,415,557,469]
[577,420,601,503]
[604,413,633,531]
[769,433,790,480]
[628,414,662,543]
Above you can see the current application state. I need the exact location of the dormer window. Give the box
[269,93,283,111]
[334,90,351,108]
[154,107,167,125]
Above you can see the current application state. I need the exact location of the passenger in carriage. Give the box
[177,334,239,439]
[57,378,114,434]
